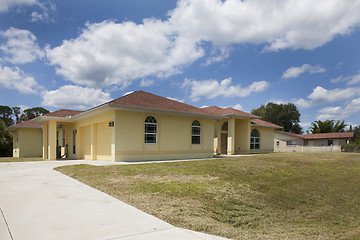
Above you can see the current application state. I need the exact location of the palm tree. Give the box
[310,120,346,133]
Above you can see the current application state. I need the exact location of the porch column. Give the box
[48,120,57,160]
[111,111,117,162]
[42,123,48,159]
[227,118,235,155]
[90,123,97,160]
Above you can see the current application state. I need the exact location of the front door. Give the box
[221,133,228,154]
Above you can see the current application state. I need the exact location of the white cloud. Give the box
[331,72,360,85]
[317,98,360,120]
[0,0,36,12]
[0,28,44,64]
[170,0,360,51]
[282,64,326,79]
[292,86,360,108]
[31,1,56,23]
[123,91,134,96]
[140,79,154,87]
[0,65,42,94]
[182,77,269,102]
[232,104,243,111]
[46,20,203,88]
[46,0,360,88]
[41,85,112,110]
[166,96,184,103]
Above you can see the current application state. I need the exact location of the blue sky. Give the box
[1,0,360,131]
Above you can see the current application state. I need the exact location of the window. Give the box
[221,122,228,131]
[56,131,59,146]
[250,129,260,149]
[286,141,297,146]
[72,131,76,154]
[62,129,65,147]
[328,140,333,146]
[145,116,157,144]
[192,120,201,144]
[276,141,280,147]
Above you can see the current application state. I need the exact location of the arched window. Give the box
[192,120,201,144]
[221,122,228,131]
[250,129,260,149]
[145,116,157,144]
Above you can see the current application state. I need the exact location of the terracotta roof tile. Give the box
[251,119,282,128]
[44,109,84,118]
[275,130,354,140]
[6,119,42,131]
[107,91,207,115]
[302,132,354,140]
[201,106,258,118]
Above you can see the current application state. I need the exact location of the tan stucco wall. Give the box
[251,127,275,153]
[234,119,250,154]
[114,110,215,161]
[274,132,303,152]
[13,128,42,157]
[306,138,347,147]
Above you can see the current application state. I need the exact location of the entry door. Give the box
[221,133,228,154]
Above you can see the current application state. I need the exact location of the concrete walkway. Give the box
[0,160,229,240]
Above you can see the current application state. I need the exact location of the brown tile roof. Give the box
[251,119,282,128]
[275,130,304,138]
[201,106,258,118]
[106,91,208,115]
[275,130,354,140]
[302,132,354,140]
[44,109,84,118]
[6,119,42,131]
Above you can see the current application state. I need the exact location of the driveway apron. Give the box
[0,161,228,240]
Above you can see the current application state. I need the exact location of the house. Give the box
[274,130,354,152]
[7,91,281,161]
[6,120,43,158]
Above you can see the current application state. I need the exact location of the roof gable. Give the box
[107,91,207,115]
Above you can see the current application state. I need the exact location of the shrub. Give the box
[341,143,360,152]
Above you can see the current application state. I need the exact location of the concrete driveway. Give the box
[0,160,229,240]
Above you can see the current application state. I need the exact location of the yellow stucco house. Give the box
[7,91,281,161]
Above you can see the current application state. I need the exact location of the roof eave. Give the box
[31,116,76,123]
[251,124,283,129]
[224,114,260,119]
[108,103,223,119]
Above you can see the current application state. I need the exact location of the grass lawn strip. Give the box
[56,153,360,240]
[0,157,44,162]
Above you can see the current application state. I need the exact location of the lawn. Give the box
[0,157,44,162]
[56,153,360,240]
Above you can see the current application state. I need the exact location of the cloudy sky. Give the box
[1,0,360,131]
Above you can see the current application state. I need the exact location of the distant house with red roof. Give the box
[7,91,281,160]
[274,130,354,152]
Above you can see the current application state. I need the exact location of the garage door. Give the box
[96,122,111,160]
[80,125,91,159]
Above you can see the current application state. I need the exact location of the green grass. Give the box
[0,157,44,162]
[56,153,360,239]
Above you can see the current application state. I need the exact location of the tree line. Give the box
[0,106,49,157]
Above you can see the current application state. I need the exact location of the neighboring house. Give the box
[7,91,281,161]
[274,130,354,152]
[6,120,43,157]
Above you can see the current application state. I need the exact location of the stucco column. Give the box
[227,118,235,155]
[48,120,57,160]
[245,119,251,153]
[42,123,48,159]
[111,111,117,162]
[90,123,97,160]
